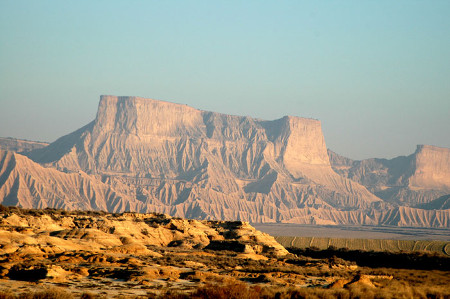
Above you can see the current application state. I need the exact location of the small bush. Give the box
[19,288,73,299]
[0,291,15,299]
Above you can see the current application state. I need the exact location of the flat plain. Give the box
[253,223,450,241]
[253,223,450,256]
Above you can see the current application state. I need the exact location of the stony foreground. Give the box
[0,207,449,298]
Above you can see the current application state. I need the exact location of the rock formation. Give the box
[329,145,450,206]
[0,95,449,227]
[24,96,383,222]
[0,150,131,211]
[0,207,288,258]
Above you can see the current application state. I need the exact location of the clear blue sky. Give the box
[1,0,449,160]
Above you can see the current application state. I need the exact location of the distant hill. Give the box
[415,194,450,210]
[328,146,450,206]
[0,137,48,153]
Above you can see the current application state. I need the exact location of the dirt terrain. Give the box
[0,207,449,298]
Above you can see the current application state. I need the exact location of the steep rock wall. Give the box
[410,145,450,189]
[329,145,450,206]
[23,95,382,220]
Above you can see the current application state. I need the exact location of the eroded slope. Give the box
[26,96,381,222]
[329,145,450,206]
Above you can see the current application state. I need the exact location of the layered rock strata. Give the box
[25,96,382,222]
[329,145,450,206]
[0,95,448,227]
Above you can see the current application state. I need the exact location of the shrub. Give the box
[0,291,15,299]
[18,288,73,299]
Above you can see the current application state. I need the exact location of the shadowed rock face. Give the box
[329,145,450,206]
[1,95,449,227]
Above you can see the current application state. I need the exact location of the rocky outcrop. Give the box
[329,145,450,207]
[0,208,288,257]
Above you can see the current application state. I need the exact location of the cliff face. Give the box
[32,96,332,177]
[329,145,450,206]
[24,95,382,223]
[410,145,450,190]
[2,95,448,227]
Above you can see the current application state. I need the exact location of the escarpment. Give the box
[329,145,450,207]
[0,95,448,227]
[24,96,381,221]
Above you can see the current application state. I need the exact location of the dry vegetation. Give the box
[0,206,449,298]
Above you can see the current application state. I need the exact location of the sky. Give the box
[1,1,449,160]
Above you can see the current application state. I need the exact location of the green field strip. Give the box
[274,236,450,256]
[412,241,418,252]
[291,236,296,248]
[274,236,292,246]
[425,241,446,254]
[444,243,450,256]
[291,237,313,248]
[329,238,347,248]
[311,237,329,249]
[381,239,398,252]
[365,239,382,251]
[413,241,429,251]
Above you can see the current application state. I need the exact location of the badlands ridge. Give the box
[0,95,449,227]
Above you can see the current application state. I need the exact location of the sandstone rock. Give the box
[0,209,289,259]
[109,243,161,256]
[46,265,70,281]
[23,96,381,222]
[0,95,449,227]
[329,145,450,207]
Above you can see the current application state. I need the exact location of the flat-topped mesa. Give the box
[94,95,205,137]
[409,145,450,189]
[93,95,331,168]
[278,116,330,169]
[17,95,389,220]
[95,95,327,140]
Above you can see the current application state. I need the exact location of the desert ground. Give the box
[0,206,449,298]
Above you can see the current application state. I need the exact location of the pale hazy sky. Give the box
[1,1,449,160]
